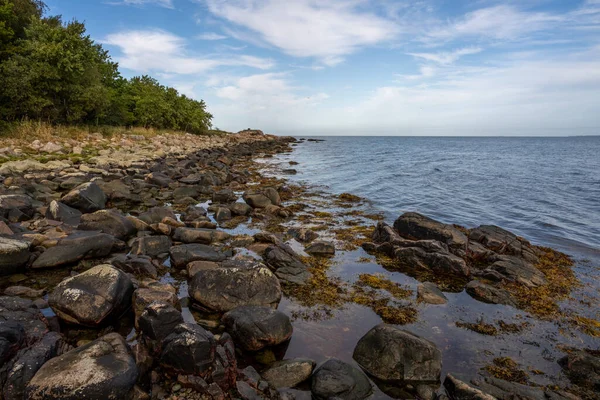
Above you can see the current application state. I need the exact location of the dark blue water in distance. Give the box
[286,136,600,258]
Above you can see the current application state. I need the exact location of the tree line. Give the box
[0,0,213,134]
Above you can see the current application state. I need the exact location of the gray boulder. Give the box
[45,201,82,226]
[49,264,134,326]
[393,212,467,248]
[417,282,448,305]
[311,358,372,400]
[262,358,315,389]
[189,263,281,312]
[0,238,30,276]
[130,235,172,257]
[25,333,138,400]
[353,324,442,383]
[139,303,184,342]
[78,209,136,240]
[138,207,177,225]
[61,182,106,213]
[173,228,230,244]
[486,255,546,288]
[169,243,228,268]
[443,374,496,400]
[222,306,292,351]
[160,323,216,376]
[469,225,539,264]
[465,280,517,307]
[264,245,311,285]
[0,195,35,221]
[305,241,335,256]
[394,245,470,277]
[32,232,115,269]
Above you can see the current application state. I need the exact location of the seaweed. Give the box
[483,357,529,385]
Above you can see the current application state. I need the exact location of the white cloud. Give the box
[110,0,174,8]
[203,0,398,65]
[196,32,228,40]
[408,47,482,65]
[103,29,274,75]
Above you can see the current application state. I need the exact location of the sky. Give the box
[45,0,600,136]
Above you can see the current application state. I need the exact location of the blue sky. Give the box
[46,0,600,136]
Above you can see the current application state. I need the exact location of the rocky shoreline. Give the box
[0,130,598,400]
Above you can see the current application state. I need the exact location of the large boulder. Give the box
[394,245,470,277]
[45,201,82,226]
[48,264,133,326]
[353,324,442,383]
[61,182,107,213]
[189,263,282,312]
[469,225,539,264]
[264,246,311,285]
[130,235,172,257]
[222,306,293,351]
[2,332,62,400]
[132,287,180,328]
[25,333,138,400]
[138,303,184,342]
[311,359,372,400]
[160,323,216,376]
[169,244,228,268]
[305,241,335,256]
[0,238,30,276]
[0,195,35,221]
[486,255,546,288]
[243,188,280,209]
[32,232,115,269]
[261,358,315,389]
[0,297,48,345]
[393,212,467,248]
[173,227,230,244]
[78,209,136,240]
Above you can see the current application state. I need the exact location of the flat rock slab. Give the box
[261,358,315,389]
[25,333,138,400]
[169,244,229,268]
[32,232,115,269]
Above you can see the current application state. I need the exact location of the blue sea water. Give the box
[284,136,600,258]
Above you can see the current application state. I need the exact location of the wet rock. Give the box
[230,202,252,216]
[187,260,220,277]
[469,225,539,264]
[0,297,48,344]
[0,238,30,276]
[138,303,184,342]
[3,286,45,298]
[0,221,13,235]
[189,263,282,312]
[45,201,82,226]
[61,182,107,213]
[32,231,115,269]
[111,254,158,278]
[394,245,470,277]
[145,172,172,187]
[173,227,230,244]
[393,212,467,248]
[213,189,237,204]
[243,188,280,209]
[2,332,62,400]
[417,282,448,305]
[0,320,26,365]
[160,323,216,376]
[49,264,134,326]
[443,374,496,400]
[0,195,35,221]
[353,324,442,383]
[311,358,372,400]
[78,209,136,240]
[25,333,138,400]
[469,375,568,400]
[559,350,600,391]
[305,241,335,256]
[262,358,315,389]
[169,243,228,268]
[222,306,292,351]
[130,235,172,257]
[264,245,311,285]
[287,227,318,243]
[486,255,546,288]
[132,287,180,328]
[465,280,517,307]
[215,207,232,222]
[138,207,177,225]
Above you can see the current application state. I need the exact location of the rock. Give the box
[111,254,158,278]
[469,225,539,264]
[130,236,172,257]
[25,333,138,400]
[443,374,496,400]
[486,255,546,288]
[393,212,467,248]
[559,350,600,391]
[0,238,30,276]
[189,263,282,312]
[305,241,335,256]
[173,227,230,244]
[138,303,184,342]
[0,297,48,345]
[145,172,172,187]
[0,221,13,235]
[0,160,71,175]
[230,202,252,216]
[417,282,448,304]
[49,264,134,326]
[61,182,107,213]
[0,320,26,366]
[32,232,115,269]
[187,260,220,277]
[45,201,82,226]
[132,288,180,328]
[353,324,442,383]
[78,209,136,240]
[311,359,372,400]
[4,286,45,298]
[160,323,216,376]
[215,207,232,222]
[213,189,237,204]
[2,332,62,400]
[465,280,517,307]
[243,188,280,208]
[222,306,292,351]
[169,244,228,268]
[287,227,318,243]
[394,245,470,277]
[262,358,315,389]
[40,142,63,153]
[138,207,177,225]
[0,195,35,220]
[264,246,311,285]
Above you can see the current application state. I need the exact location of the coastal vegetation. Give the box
[0,0,212,135]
